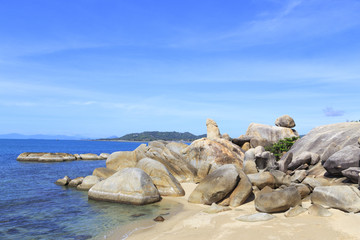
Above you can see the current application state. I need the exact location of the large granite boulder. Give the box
[229,169,253,207]
[288,152,312,170]
[184,138,244,177]
[188,164,239,205]
[88,168,161,205]
[136,158,185,196]
[275,115,296,128]
[278,152,293,172]
[255,186,301,213]
[341,167,360,183]
[206,118,221,140]
[311,186,360,212]
[77,175,102,191]
[247,172,275,189]
[245,123,298,147]
[106,151,137,171]
[92,167,117,179]
[287,122,360,163]
[323,145,360,175]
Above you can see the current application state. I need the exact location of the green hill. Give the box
[101,131,206,142]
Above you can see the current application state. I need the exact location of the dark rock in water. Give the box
[55,176,71,186]
[188,164,239,205]
[323,146,360,175]
[287,122,360,164]
[153,216,165,222]
[68,177,84,187]
[255,186,301,213]
[341,167,360,183]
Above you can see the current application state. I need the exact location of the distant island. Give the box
[98,131,206,142]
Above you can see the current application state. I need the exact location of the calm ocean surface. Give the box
[0,139,181,240]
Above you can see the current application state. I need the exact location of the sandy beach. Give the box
[107,183,360,240]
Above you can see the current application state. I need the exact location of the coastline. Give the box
[105,183,360,240]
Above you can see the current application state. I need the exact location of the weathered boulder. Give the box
[17,152,76,162]
[188,164,239,205]
[341,167,360,183]
[68,177,84,187]
[255,186,301,213]
[77,175,102,191]
[308,203,332,217]
[55,176,71,186]
[278,152,293,173]
[236,213,275,222]
[232,135,252,148]
[245,123,299,146]
[290,183,311,199]
[229,169,253,207]
[270,170,291,187]
[275,115,296,128]
[284,205,307,217]
[306,162,327,177]
[88,168,161,205]
[291,170,307,183]
[243,160,258,174]
[222,133,231,141]
[206,118,221,140]
[288,122,360,163]
[106,151,137,171]
[288,152,312,170]
[256,151,277,170]
[148,141,168,149]
[247,172,276,189]
[184,138,244,174]
[311,185,360,212]
[241,142,250,151]
[136,158,185,196]
[93,167,117,179]
[302,177,330,191]
[79,153,101,160]
[250,137,272,148]
[244,149,256,161]
[323,145,360,175]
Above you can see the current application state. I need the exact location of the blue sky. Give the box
[1,0,360,138]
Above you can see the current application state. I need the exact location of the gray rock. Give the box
[136,158,185,196]
[270,170,291,187]
[232,135,252,147]
[275,115,296,128]
[291,183,311,199]
[284,205,307,217]
[247,172,276,189]
[148,141,167,149]
[68,177,84,187]
[288,152,312,170]
[341,167,360,183]
[250,137,272,148]
[243,160,258,174]
[245,123,299,145]
[55,176,71,186]
[222,133,231,141]
[255,186,301,213]
[287,122,360,163]
[236,213,275,222]
[203,203,231,214]
[306,162,327,177]
[229,169,253,207]
[323,145,360,175]
[244,149,256,162]
[291,170,307,183]
[206,118,221,140]
[77,175,102,191]
[278,152,293,172]
[188,164,239,205]
[92,167,117,179]
[308,203,332,217]
[311,185,360,213]
[88,168,161,205]
[310,153,321,165]
[254,146,265,157]
[302,177,330,191]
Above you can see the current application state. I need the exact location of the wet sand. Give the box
[108,183,360,240]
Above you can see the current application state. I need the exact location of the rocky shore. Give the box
[17,152,110,162]
[54,116,360,239]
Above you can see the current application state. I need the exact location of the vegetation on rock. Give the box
[265,136,299,160]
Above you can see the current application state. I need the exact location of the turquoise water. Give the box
[0,139,181,240]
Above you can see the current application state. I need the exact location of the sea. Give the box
[0,139,182,240]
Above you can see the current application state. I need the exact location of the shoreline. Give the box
[104,183,360,240]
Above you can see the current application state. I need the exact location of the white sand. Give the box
[108,183,360,240]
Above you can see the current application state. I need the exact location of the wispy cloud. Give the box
[323,107,345,117]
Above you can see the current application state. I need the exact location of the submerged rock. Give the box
[68,177,84,187]
[55,176,71,186]
[88,168,161,205]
